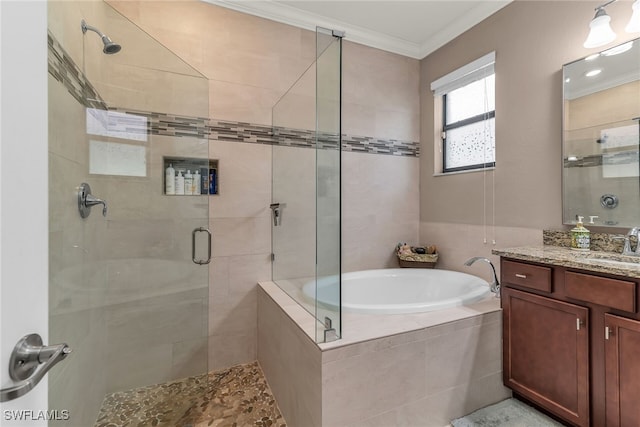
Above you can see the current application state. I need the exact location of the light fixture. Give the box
[584,2,618,49]
[585,69,602,77]
[626,0,640,33]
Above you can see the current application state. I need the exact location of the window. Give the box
[431,52,495,173]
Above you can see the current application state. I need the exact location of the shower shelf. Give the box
[163,156,218,196]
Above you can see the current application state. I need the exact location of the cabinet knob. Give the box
[515,273,528,279]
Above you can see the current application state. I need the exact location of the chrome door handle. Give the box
[192,227,212,265]
[0,334,72,402]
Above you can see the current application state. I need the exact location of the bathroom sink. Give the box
[583,255,640,269]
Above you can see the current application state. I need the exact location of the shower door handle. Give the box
[192,227,212,265]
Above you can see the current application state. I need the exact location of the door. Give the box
[604,313,640,427]
[502,287,590,426]
[45,2,211,426]
[1,1,50,424]
[3,2,212,426]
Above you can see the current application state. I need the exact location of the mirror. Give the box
[563,38,640,228]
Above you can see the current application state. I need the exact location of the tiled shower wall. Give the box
[50,0,420,383]
[105,0,421,367]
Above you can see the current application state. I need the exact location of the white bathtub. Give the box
[302,268,492,314]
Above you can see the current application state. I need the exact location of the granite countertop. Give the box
[492,245,640,279]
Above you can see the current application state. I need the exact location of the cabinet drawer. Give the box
[565,271,636,313]
[502,260,552,292]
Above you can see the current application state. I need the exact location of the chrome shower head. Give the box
[81,19,121,54]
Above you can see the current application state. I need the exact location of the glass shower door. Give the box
[47,2,211,425]
[271,27,342,343]
[315,28,342,343]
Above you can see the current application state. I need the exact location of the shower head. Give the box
[81,19,121,54]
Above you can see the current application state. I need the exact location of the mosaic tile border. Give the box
[48,31,420,157]
[48,32,107,111]
[564,150,639,168]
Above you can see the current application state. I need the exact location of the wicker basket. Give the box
[397,253,438,268]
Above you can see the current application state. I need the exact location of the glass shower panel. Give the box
[47,2,210,425]
[271,27,341,343]
[271,53,317,316]
[315,28,342,342]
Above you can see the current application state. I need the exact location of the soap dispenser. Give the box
[571,216,590,251]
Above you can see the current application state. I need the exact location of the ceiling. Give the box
[204,0,513,59]
[564,39,640,100]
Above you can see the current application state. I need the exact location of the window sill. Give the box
[433,166,495,177]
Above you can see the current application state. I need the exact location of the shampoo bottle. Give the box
[184,170,193,195]
[175,171,185,195]
[193,170,201,195]
[570,216,590,251]
[165,163,175,195]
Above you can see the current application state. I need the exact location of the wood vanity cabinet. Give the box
[502,286,589,426]
[604,314,640,427]
[500,258,640,427]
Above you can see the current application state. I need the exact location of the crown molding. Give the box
[418,1,512,58]
[202,0,512,60]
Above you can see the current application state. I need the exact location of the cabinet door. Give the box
[503,287,589,426]
[604,314,640,427]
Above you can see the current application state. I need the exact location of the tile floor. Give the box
[94,361,286,427]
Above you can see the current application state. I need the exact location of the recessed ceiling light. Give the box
[585,53,600,61]
[565,77,571,83]
[602,41,633,56]
[585,69,602,77]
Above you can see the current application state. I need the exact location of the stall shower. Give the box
[47,1,341,425]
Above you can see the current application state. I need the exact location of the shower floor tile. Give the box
[94,361,286,427]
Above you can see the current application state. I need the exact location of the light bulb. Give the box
[626,0,640,33]
[584,8,617,49]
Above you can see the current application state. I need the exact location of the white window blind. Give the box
[430,51,495,96]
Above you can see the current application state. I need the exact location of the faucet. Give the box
[619,227,640,256]
[464,256,500,296]
[84,194,108,217]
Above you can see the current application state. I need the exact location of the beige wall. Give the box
[566,80,640,133]
[419,0,637,276]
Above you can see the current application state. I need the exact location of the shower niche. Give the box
[163,156,218,195]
